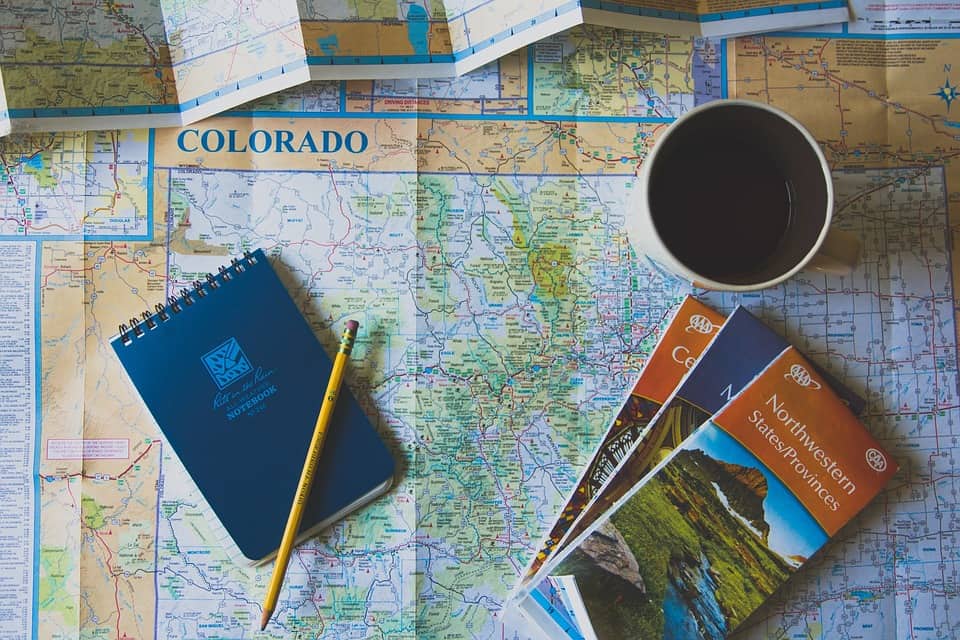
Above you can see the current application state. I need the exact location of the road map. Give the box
[0,0,310,133]
[1,0,959,637]
[0,1,845,135]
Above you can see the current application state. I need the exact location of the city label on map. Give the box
[46,439,130,460]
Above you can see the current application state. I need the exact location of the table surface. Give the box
[1,7,960,640]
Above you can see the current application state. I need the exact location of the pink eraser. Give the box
[346,320,359,333]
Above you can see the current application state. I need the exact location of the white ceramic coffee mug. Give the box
[628,99,859,292]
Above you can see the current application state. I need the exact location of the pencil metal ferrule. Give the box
[339,330,356,356]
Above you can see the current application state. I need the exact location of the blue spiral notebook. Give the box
[110,249,395,563]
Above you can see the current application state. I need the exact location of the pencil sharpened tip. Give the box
[260,609,272,630]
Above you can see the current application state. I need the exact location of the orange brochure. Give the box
[515,296,724,586]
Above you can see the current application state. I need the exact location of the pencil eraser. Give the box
[346,320,359,334]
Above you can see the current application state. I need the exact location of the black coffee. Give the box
[649,139,794,283]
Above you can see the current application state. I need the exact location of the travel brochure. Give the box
[512,297,897,639]
[518,297,725,583]
[516,301,866,595]
[0,1,852,134]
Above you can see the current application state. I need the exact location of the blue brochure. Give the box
[111,249,394,562]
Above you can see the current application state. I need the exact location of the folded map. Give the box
[0,1,850,134]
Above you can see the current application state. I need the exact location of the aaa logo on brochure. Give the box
[865,448,889,473]
[201,337,253,390]
[686,313,719,334]
[784,363,821,390]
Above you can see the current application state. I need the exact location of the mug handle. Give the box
[806,228,860,275]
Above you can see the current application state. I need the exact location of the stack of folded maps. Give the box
[0,1,852,136]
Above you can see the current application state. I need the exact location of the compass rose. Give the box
[933,76,959,111]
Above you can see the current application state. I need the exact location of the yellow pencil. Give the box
[260,319,359,630]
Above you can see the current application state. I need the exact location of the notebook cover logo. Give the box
[202,338,253,389]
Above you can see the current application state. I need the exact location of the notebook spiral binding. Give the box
[117,251,259,346]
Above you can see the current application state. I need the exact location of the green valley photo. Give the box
[552,425,819,640]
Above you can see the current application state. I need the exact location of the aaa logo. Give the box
[686,314,719,334]
[201,337,253,390]
[865,448,888,473]
[784,363,821,390]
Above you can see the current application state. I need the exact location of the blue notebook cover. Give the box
[110,249,395,562]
